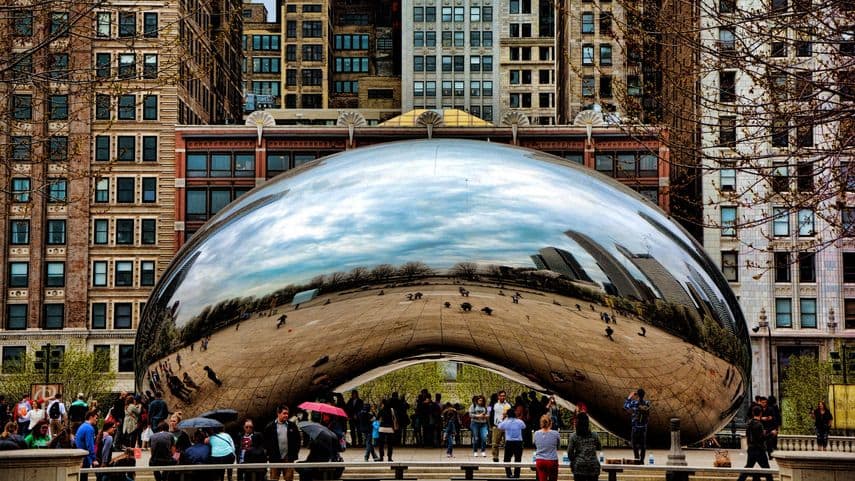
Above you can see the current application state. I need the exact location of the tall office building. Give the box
[0,1,242,388]
[243,1,283,111]
[700,0,854,397]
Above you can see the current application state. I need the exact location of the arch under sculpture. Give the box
[136,139,749,446]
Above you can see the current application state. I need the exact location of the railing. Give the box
[396,429,630,449]
[777,435,855,452]
[80,460,780,481]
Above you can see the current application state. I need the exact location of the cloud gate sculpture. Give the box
[137,139,749,446]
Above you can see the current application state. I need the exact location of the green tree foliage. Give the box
[0,342,116,408]
[780,354,833,435]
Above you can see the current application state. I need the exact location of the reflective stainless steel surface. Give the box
[137,139,748,446]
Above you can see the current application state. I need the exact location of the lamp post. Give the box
[752,308,774,396]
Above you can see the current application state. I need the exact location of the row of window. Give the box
[508,92,555,108]
[334,34,369,50]
[94,11,158,38]
[9,95,68,121]
[413,80,495,97]
[186,152,256,178]
[580,12,613,35]
[246,35,280,51]
[716,116,814,148]
[334,57,370,73]
[9,178,67,203]
[334,81,359,93]
[92,218,157,246]
[719,206,815,237]
[284,45,324,62]
[412,6,494,23]
[251,57,280,73]
[94,135,158,163]
[7,136,70,162]
[716,28,816,58]
[94,94,158,121]
[285,69,323,86]
[411,104,496,122]
[186,187,252,221]
[594,152,659,177]
[580,44,613,66]
[9,261,67,288]
[285,20,323,38]
[8,52,70,81]
[91,259,156,288]
[414,31,494,48]
[94,52,159,79]
[1,344,134,373]
[93,177,158,204]
[9,220,66,246]
[420,55,495,73]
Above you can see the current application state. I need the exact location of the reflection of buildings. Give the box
[531,247,593,283]
[174,119,670,244]
[615,244,694,308]
[564,231,650,301]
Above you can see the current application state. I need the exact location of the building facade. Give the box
[699,0,855,398]
[243,2,283,111]
[0,1,242,389]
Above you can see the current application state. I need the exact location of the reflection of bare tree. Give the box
[397,261,435,280]
[451,262,479,280]
[349,267,370,284]
[371,264,396,282]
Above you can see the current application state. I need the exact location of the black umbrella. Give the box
[200,408,239,423]
[177,417,224,429]
[297,421,338,443]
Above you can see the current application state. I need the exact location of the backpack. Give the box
[49,401,61,420]
[635,401,650,426]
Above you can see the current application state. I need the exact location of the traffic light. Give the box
[49,348,62,372]
[34,349,46,372]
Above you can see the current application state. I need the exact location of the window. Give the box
[471,6,481,21]
[414,7,424,21]
[425,56,436,71]
[47,220,66,245]
[600,12,613,34]
[721,251,738,281]
[93,219,108,245]
[414,31,424,47]
[482,56,493,72]
[13,10,33,36]
[426,31,436,46]
[117,136,135,161]
[92,261,108,287]
[48,179,67,202]
[44,304,64,329]
[771,117,789,147]
[2,347,26,373]
[7,305,27,330]
[303,21,322,37]
[797,209,814,236]
[483,6,493,21]
[470,31,481,47]
[48,53,69,80]
[720,0,736,12]
[143,136,157,162]
[845,208,855,236]
[442,6,452,21]
[12,94,33,120]
[141,261,156,286]
[118,345,134,372]
[773,207,789,236]
[719,28,735,52]
[774,252,791,282]
[46,262,65,287]
[49,136,68,162]
[49,95,68,120]
[595,154,613,173]
[143,54,158,79]
[771,162,788,192]
[143,12,158,37]
[771,31,787,57]
[143,95,157,120]
[800,298,816,328]
[721,206,737,236]
[11,136,31,161]
[846,299,855,330]
[12,178,30,202]
[286,22,297,39]
[95,94,111,120]
[116,219,134,245]
[844,253,855,282]
[627,75,641,96]
[118,12,136,37]
[425,6,436,21]
[483,31,493,46]
[582,76,595,96]
[9,262,29,288]
[95,178,109,203]
[118,95,136,120]
[93,344,109,370]
[582,13,594,33]
[425,81,436,96]
[775,298,792,327]
[115,261,133,287]
[719,116,736,146]
[582,44,595,65]
[141,177,157,203]
[96,53,111,78]
[141,219,156,245]
[116,178,135,203]
[50,12,69,36]
[96,12,111,37]
[10,220,30,245]
[119,53,136,78]
[114,303,133,329]
[720,71,736,102]
[796,119,813,147]
[798,252,815,282]
[600,44,612,65]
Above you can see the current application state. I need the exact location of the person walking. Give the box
[377,399,397,462]
[761,396,780,458]
[148,392,168,432]
[469,395,489,457]
[263,404,301,481]
[207,426,237,481]
[736,405,773,481]
[123,396,141,449]
[567,412,601,481]
[46,393,67,437]
[497,408,526,478]
[97,421,117,480]
[345,390,365,447]
[623,389,651,463]
[68,393,88,435]
[76,410,100,481]
[491,391,511,462]
[811,401,833,451]
[534,415,561,481]
[441,402,460,458]
[358,404,379,461]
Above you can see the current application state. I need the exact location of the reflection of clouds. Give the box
[167,140,725,326]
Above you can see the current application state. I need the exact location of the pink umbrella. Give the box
[298,401,348,417]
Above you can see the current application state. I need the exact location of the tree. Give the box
[780,354,833,434]
[0,341,117,408]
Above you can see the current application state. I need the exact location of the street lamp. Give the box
[752,308,774,396]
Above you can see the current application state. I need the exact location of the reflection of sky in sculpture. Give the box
[165,140,728,328]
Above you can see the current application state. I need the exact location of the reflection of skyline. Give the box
[565,230,651,301]
[147,140,741,338]
[531,247,593,283]
[615,244,695,309]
